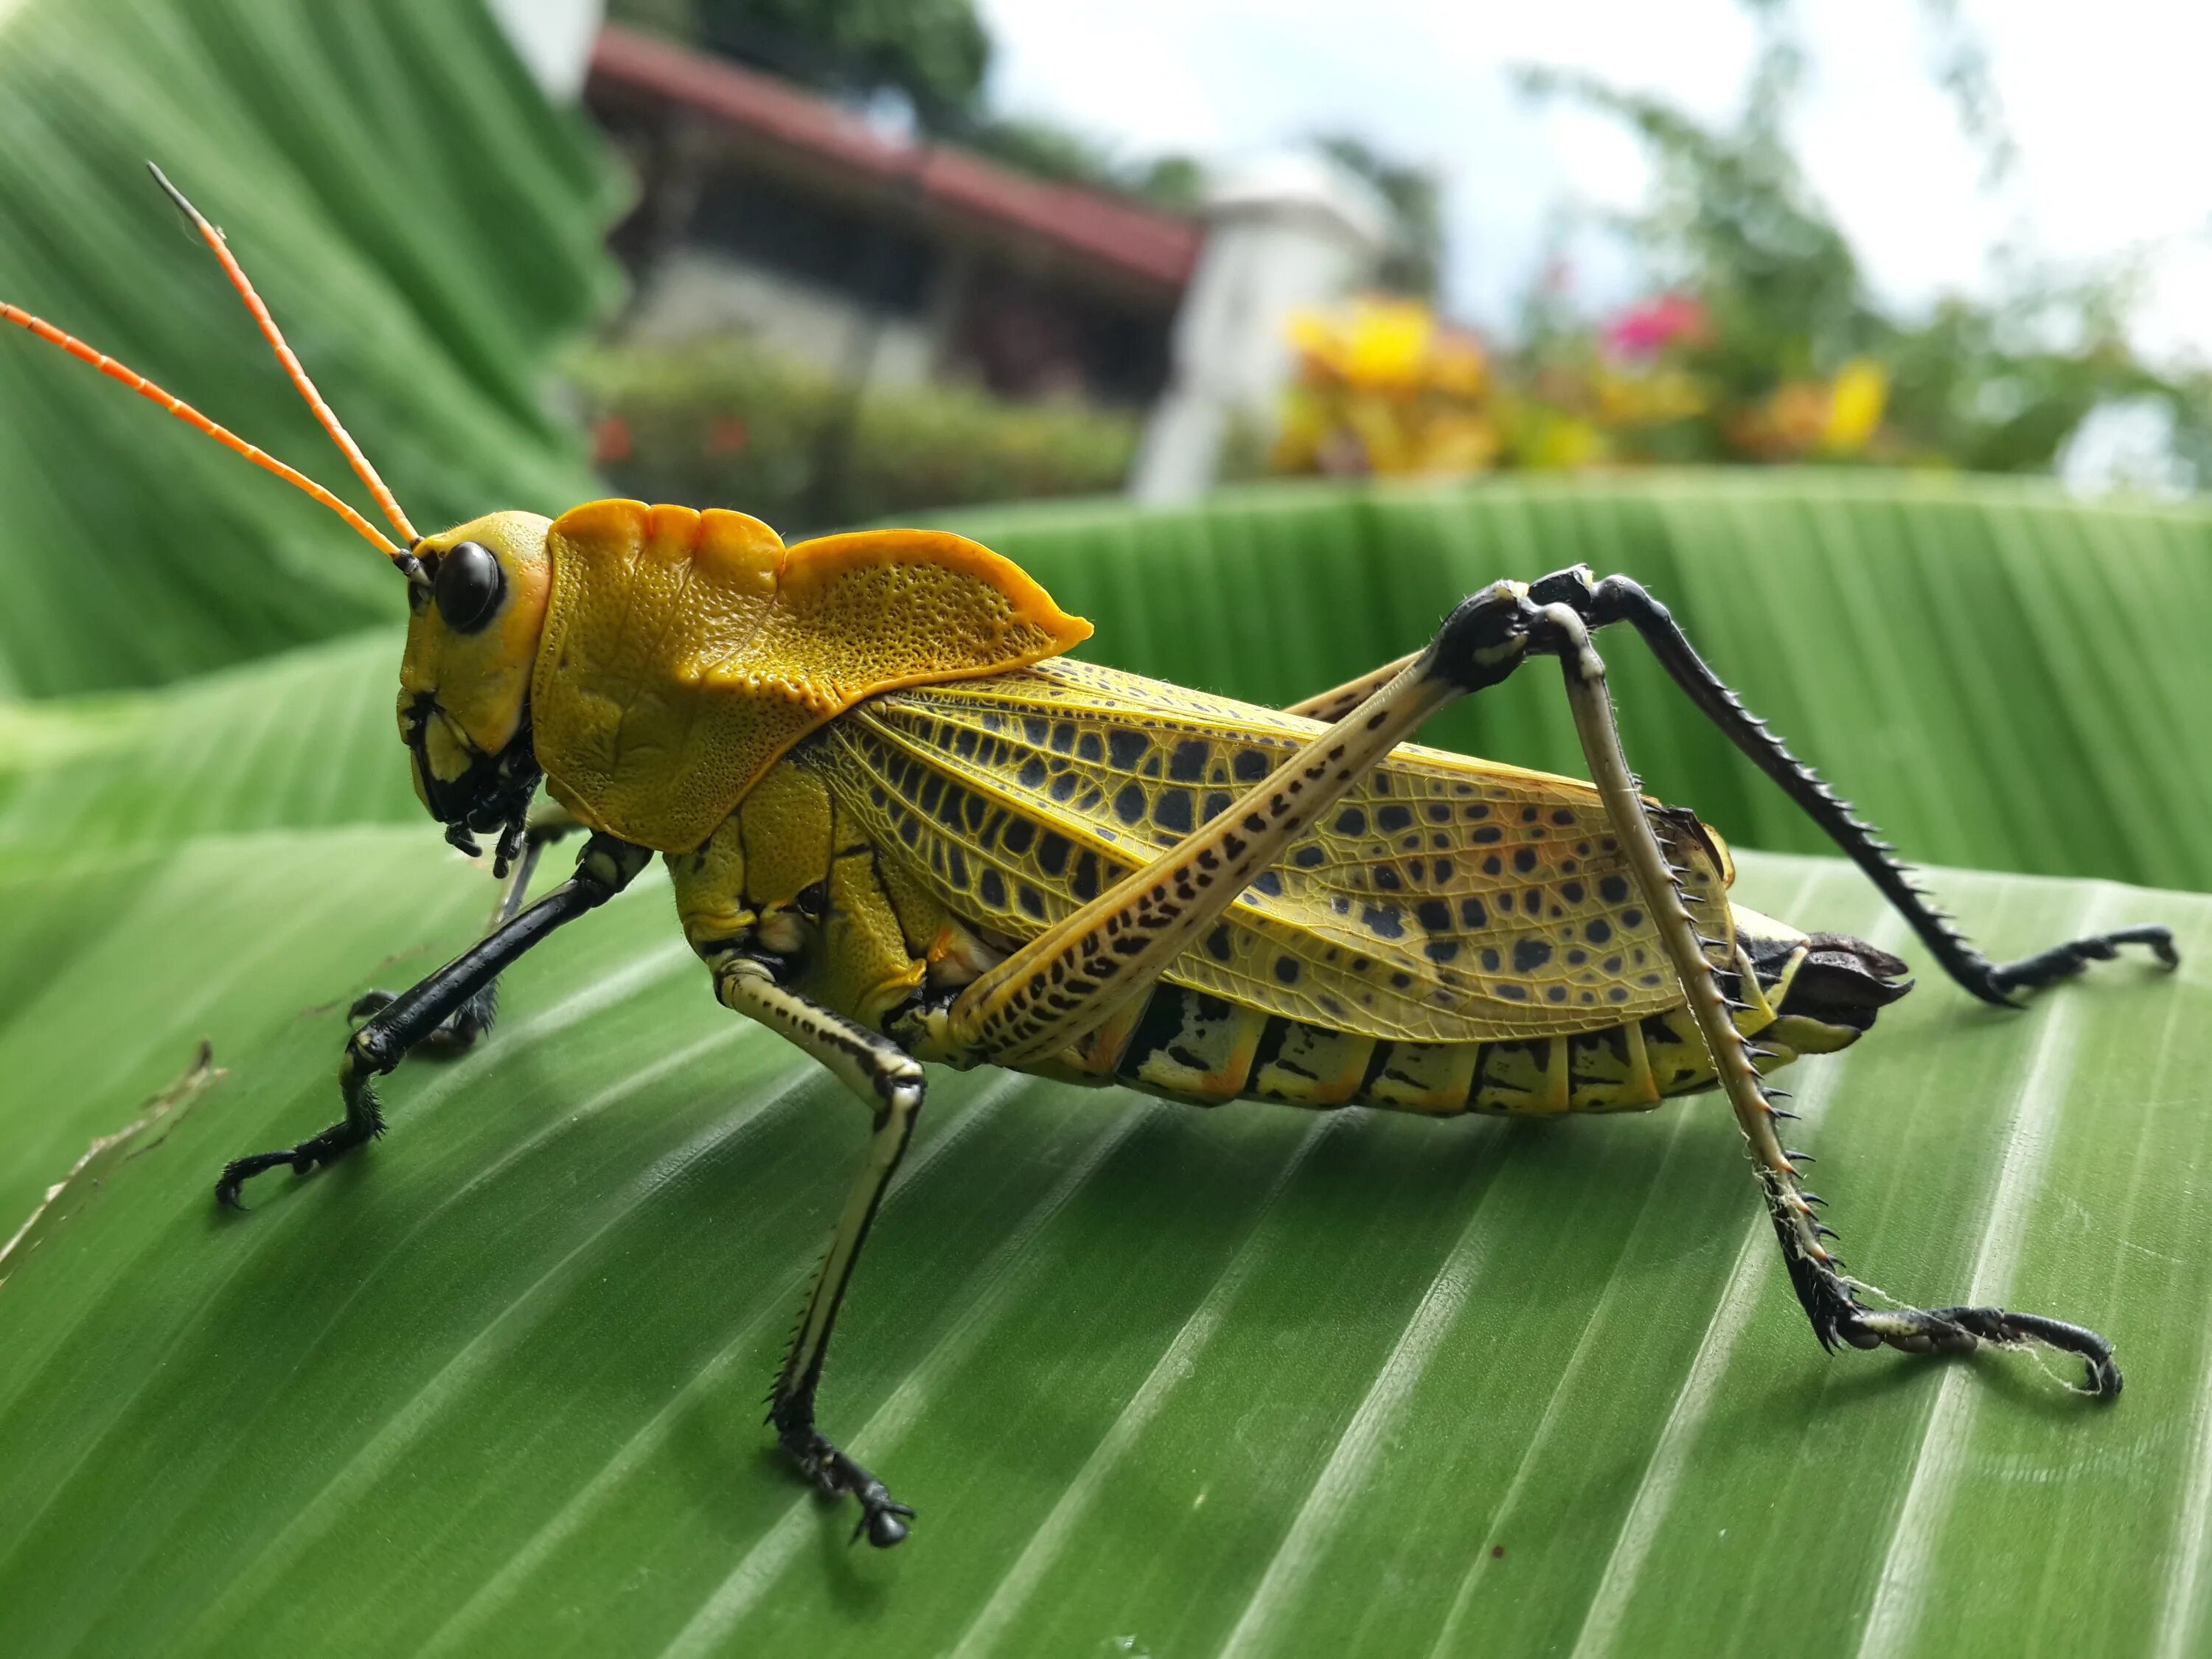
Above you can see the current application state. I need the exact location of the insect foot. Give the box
[1986,924,2180,1002]
[1841,1304,2122,1398]
[213,1108,380,1210]
[1787,1240,2123,1399]
[215,1034,392,1209]
[776,1420,914,1548]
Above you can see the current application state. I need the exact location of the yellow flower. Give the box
[1428,330,1488,398]
[1287,297,1443,392]
[1286,310,1349,380]
[1822,358,1888,452]
[1341,299,1434,392]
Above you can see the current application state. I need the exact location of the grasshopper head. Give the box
[3,168,559,864]
[397,512,553,860]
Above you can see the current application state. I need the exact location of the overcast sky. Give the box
[978,0,2212,366]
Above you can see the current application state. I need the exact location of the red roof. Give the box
[589,27,1203,297]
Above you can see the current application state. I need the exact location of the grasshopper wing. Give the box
[820,658,1733,1043]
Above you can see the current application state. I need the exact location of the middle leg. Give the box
[716,956,925,1548]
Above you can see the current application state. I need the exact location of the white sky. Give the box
[978,0,2212,366]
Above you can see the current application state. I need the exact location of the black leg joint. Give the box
[349,1017,406,1079]
[771,1397,915,1548]
[1428,582,1541,692]
[1526,563,1603,615]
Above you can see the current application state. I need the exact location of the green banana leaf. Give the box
[0,0,615,699]
[2,8,2208,1639]
[0,823,2205,1658]
[2,506,2209,1654]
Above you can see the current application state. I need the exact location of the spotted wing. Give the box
[812,657,1733,1043]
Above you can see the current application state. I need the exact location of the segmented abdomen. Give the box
[1037,980,1736,1115]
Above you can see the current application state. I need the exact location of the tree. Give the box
[692,0,992,128]
[1516,5,2212,476]
[1315,134,1445,299]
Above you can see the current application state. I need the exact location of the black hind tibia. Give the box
[1526,564,2179,1007]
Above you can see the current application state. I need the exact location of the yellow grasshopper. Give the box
[5,169,2177,1548]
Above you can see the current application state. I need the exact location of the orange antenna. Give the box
[148,163,422,554]
[0,300,415,570]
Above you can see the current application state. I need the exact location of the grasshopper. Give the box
[5,169,2178,1548]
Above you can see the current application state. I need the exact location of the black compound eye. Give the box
[432,540,504,633]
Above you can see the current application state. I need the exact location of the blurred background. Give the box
[580,0,2212,514]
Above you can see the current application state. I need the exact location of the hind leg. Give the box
[1530,599,2120,1396]
[1528,565,2177,1007]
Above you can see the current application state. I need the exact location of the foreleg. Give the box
[717,957,924,1547]
[215,831,650,1208]
[348,804,585,1052]
[1529,565,2177,1006]
[1531,601,2119,1396]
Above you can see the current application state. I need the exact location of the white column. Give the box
[1130,153,1389,504]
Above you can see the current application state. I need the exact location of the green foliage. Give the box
[1514,12,2212,475]
[4,483,2212,1653]
[1519,53,1865,395]
[0,0,616,698]
[570,341,1143,533]
[1315,133,1447,300]
[693,0,991,128]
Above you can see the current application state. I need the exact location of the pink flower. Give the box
[1606,293,1708,360]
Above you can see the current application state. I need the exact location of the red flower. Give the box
[1606,293,1708,360]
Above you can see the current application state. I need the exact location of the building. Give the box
[585,26,1203,407]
